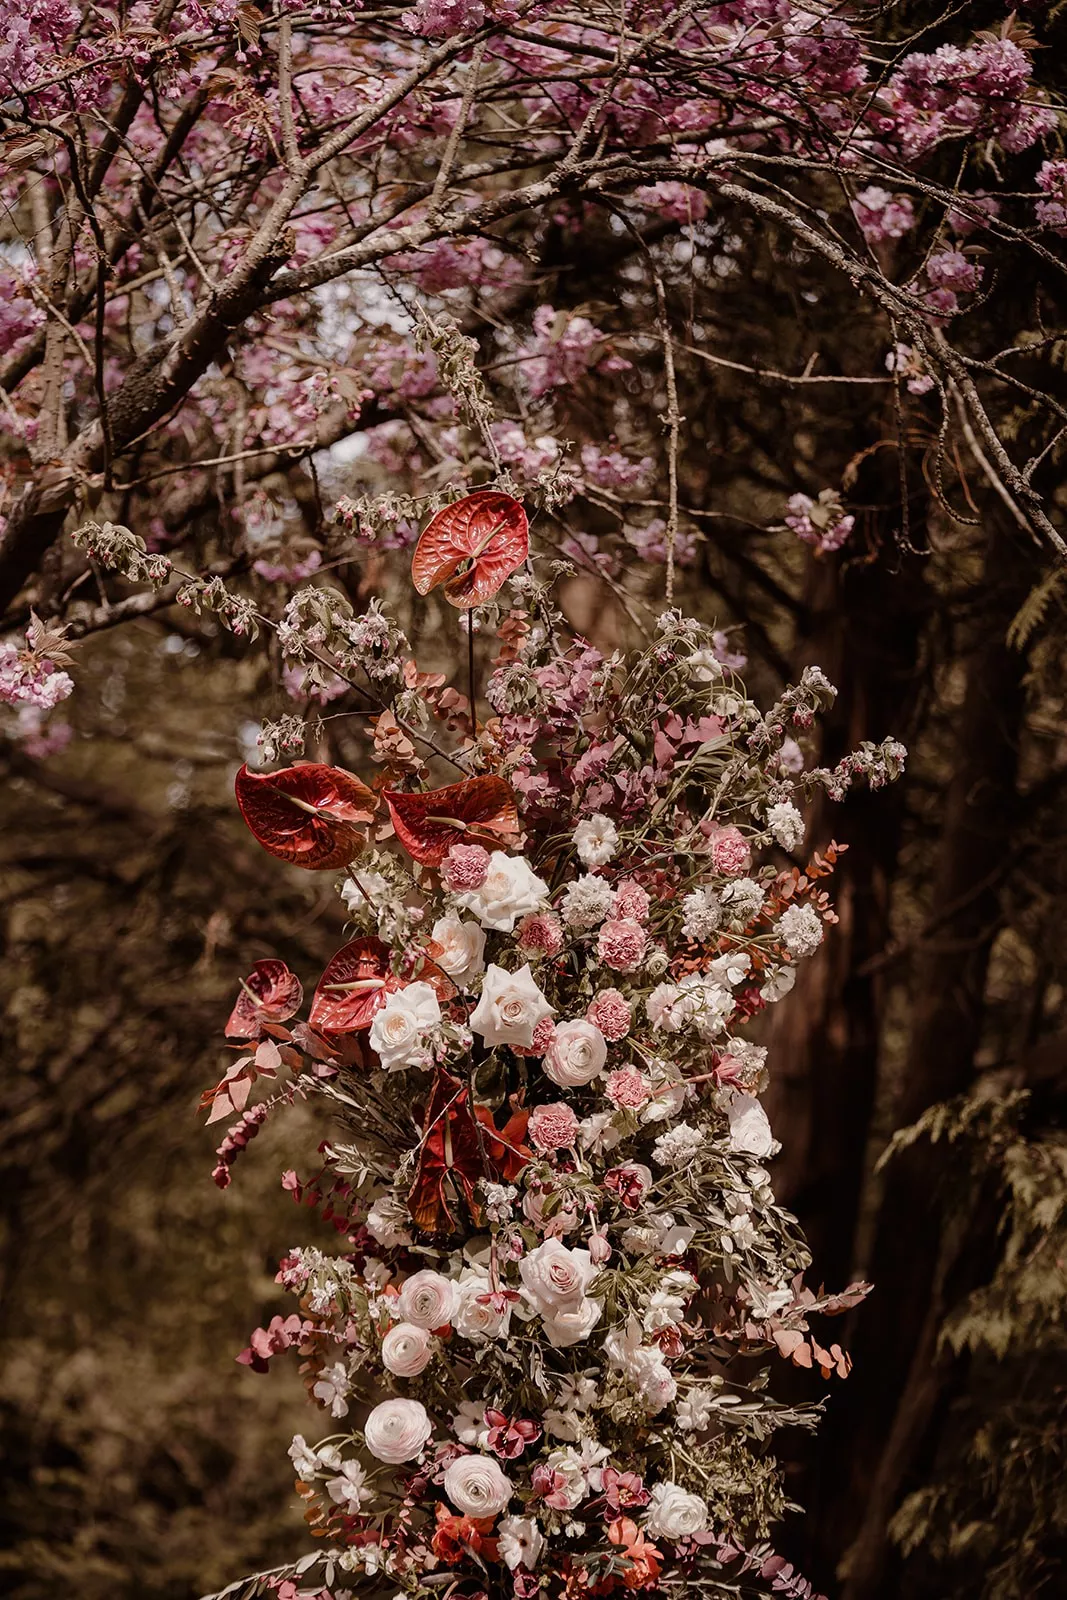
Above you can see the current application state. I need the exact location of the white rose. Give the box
[398,1269,457,1329]
[368,981,441,1070]
[543,1019,607,1087]
[443,1454,513,1518]
[543,1297,602,1348]
[363,1397,433,1463]
[457,851,549,932]
[470,962,554,1048]
[726,1093,779,1158]
[519,1239,598,1313]
[573,814,619,868]
[453,1267,511,1342]
[429,914,486,987]
[380,1321,434,1377]
[498,1515,544,1571]
[646,1482,709,1539]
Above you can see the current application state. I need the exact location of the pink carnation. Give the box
[528,1102,580,1152]
[604,1069,651,1110]
[517,912,564,958]
[708,825,751,879]
[441,843,490,891]
[597,918,647,973]
[586,989,632,1042]
[522,1016,557,1058]
[612,879,650,923]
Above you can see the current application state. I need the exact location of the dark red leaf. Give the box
[411,491,529,608]
[407,1073,530,1234]
[309,936,401,1035]
[235,762,378,870]
[384,776,519,866]
[225,959,304,1039]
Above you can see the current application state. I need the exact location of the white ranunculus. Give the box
[573,814,619,869]
[543,1019,607,1087]
[726,1093,779,1158]
[443,1453,513,1518]
[380,1320,434,1377]
[429,914,486,987]
[469,962,553,1048]
[646,1481,709,1539]
[453,1267,511,1342]
[542,1297,602,1348]
[498,1515,544,1571]
[368,981,441,1070]
[397,1268,457,1329]
[457,851,549,932]
[363,1397,433,1463]
[519,1239,598,1314]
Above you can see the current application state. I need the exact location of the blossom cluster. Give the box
[206,554,904,1600]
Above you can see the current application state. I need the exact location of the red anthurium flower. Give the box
[235,761,377,870]
[411,490,529,608]
[384,775,519,866]
[309,936,400,1034]
[225,959,303,1040]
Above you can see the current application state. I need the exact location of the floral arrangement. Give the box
[205,494,905,1600]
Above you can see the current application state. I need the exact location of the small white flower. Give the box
[767,800,804,852]
[676,1388,715,1432]
[341,870,391,918]
[288,1434,323,1479]
[470,962,554,1048]
[761,964,797,1003]
[688,647,723,684]
[498,1515,544,1571]
[428,914,486,987]
[574,814,620,869]
[368,982,441,1070]
[456,851,549,932]
[365,1192,414,1249]
[646,982,688,1032]
[560,873,616,931]
[677,972,734,1039]
[326,1459,374,1511]
[452,1400,491,1447]
[312,1362,351,1419]
[777,902,825,957]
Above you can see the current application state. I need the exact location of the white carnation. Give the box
[720,876,765,924]
[560,873,616,931]
[681,886,721,942]
[767,800,804,852]
[652,1121,705,1168]
[777,902,825,957]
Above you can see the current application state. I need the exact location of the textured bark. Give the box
[815,509,1037,1594]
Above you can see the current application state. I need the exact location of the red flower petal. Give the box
[225,960,304,1039]
[384,775,519,866]
[411,491,529,608]
[309,937,399,1034]
[235,762,377,870]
